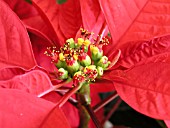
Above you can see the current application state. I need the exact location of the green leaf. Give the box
[57,0,67,4]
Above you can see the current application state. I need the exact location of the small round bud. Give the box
[66,59,80,74]
[90,45,103,61]
[58,68,68,80]
[97,56,110,69]
[84,65,98,81]
[73,71,85,85]
[79,53,91,67]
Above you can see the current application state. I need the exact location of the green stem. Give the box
[77,82,91,128]
[78,104,90,128]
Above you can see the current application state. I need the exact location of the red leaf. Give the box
[4,0,56,46]
[99,0,170,49]
[42,92,80,128]
[0,70,53,95]
[112,62,170,119]
[0,1,36,69]
[24,16,56,45]
[56,0,82,41]
[90,79,115,93]
[29,0,60,46]
[116,35,170,69]
[80,0,106,36]
[0,67,25,81]
[164,120,170,128]
[3,0,37,19]
[0,88,70,128]
[32,0,82,44]
[29,33,58,72]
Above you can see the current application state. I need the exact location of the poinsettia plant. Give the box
[1,0,170,128]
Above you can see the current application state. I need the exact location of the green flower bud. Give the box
[97,56,110,69]
[55,60,66,69]
[66,38,75,48]
[73,71,85,86]
[97,66,103,76]
[66,60,80,74]
[79,53,91,67]
[84,65,98,81]
[58,68,68,80]
[90,45,103,61]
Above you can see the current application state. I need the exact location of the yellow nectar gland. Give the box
[59,53,65,61]
[77,38,84,46]
[90,45,99,55]
[84,65,96,73]
[83,39,91,46]
[73,54,78,60]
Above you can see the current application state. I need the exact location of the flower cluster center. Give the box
[45,28,110,85]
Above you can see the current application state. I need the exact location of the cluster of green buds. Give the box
[45,28,110,85]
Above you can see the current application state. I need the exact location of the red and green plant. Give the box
[1,0,170,127]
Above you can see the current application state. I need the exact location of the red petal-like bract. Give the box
[0,88,70,128]
[90,79,115,93]
[56,0,82,41]
[117,35,170,69]
[80,0,106,36]
[99,0,170,49]
[0,70,53,96]
[114,62,170,119]
[43,92,80,128]
[4,0,56,47]
[32,0,82,44]
[3,0,37,19]
[164,120,170,128]
[0,67,25,81]
[29,33,58,72]
[107,35,170,119]
[0,1,36,70]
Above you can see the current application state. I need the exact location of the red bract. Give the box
[0,1,36,69]
[81,0,170,126]
[104,35,170,118]
[99,0,170,49]
[98,0,170,122]
[0,88,70,128]
[0,1,71,127]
